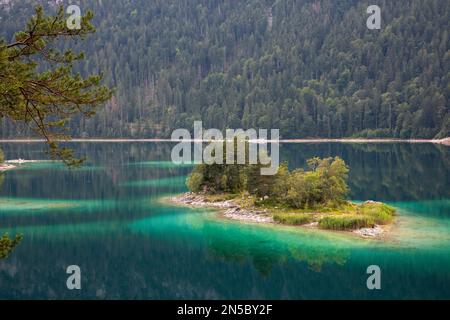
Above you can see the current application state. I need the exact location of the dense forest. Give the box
[0,0,449,139]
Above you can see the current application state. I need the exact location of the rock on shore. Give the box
[170,193,273,223]
[353,225,385,238]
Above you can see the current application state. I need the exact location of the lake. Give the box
[0,142,449,299]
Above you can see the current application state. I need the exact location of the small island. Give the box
[171,143,396,239]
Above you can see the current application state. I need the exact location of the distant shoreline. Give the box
[0,163,16,172]
[0,137,449,145]
[0,159,61,172]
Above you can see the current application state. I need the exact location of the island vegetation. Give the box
[176,141,396,234]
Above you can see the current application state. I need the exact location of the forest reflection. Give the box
[1,142,449,203]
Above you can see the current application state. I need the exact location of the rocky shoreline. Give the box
[170,193,274,224]
[169,193,388,239]
[0,159,62,172]
[0,163,16,172]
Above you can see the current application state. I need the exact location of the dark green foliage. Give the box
[186,139,275,194]
[0,234,22,259]
[186,139,265,194]
[1,0,448,139]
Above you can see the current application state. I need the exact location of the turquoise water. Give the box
[0,142,449,299]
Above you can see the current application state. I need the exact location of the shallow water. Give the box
[0,142,449,299]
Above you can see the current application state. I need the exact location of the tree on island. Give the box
[187,140,350,210]
[0,5,112,166]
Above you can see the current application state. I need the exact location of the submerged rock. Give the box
[353,225,384,238]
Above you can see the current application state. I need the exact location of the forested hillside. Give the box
[1,0,449,139]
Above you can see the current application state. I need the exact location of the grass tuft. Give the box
[318,215,375,230]
[358,202,396,224]
[273,213,314,226]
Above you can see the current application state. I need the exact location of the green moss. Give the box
[273,213,314,226]
[318,215,375,230]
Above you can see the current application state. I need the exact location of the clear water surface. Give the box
[0,142,449,299]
